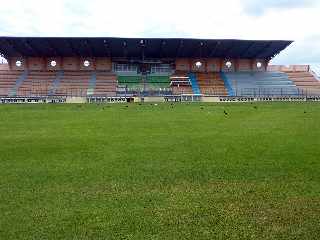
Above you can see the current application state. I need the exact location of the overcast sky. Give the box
[0,0,319,64]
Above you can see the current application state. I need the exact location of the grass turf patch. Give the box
[0,102,320,239]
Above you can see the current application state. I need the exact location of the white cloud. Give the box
[242,0,315,15]
[0,0,319,64]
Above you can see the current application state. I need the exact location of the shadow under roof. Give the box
[0,37,293,60]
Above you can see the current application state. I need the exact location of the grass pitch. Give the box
[0,102,320,239]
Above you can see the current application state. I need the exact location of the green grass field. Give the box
[0,102,320,239]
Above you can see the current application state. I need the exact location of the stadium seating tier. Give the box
[286,72,320,95]
[196,73,228,96]
[225,72,299,96]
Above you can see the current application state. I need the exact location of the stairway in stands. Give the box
[220,72,235,96]
[17,71,59,96]
[87,72,97,96]
[225,72,299,96]
[49,71,64,96]
[188,73,201,95]
[9,70,29,96]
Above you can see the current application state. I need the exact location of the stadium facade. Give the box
[0,37,319,103]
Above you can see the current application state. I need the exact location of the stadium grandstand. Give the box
[0,36,320,103]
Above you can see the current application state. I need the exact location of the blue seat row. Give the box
[225,72,299,96]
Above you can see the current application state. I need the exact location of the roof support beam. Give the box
[209,41,221,57]
[103,40,111,57]
[122,41,128,58]
[140,39,146,61]
[66,39,80,56]
[3,39,23,56]
[175,40,184,58]
[84,40,94,57]
[158,40,166,59]
[24,40,42,56]
[252,42,273,59]
[239,42,256,58]
[190,41,204,59]
[45,39,61,56]
[224,42,237,58]
[194,41,204,58]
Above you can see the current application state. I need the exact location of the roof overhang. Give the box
[0,37,293,60]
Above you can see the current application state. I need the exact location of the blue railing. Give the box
[220,72,235,96]
[188,73,201,95]
[87,71,97,96]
